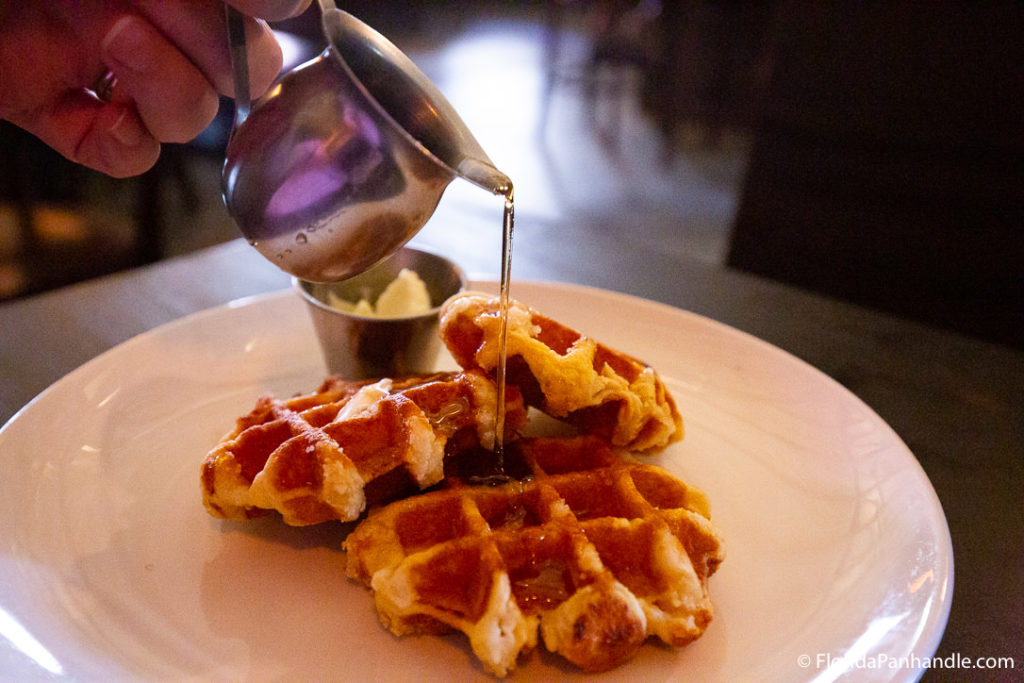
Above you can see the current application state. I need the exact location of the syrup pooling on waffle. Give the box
[344,436,724,676]
[440,292,683,452]
[201,371,527,526]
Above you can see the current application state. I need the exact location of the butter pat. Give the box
[328,268,432,317]
[375,268,432,316]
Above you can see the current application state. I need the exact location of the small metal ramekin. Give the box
[294,246,465,379]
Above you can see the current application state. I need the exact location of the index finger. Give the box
[133,3,283,98]
[228,0,314,22]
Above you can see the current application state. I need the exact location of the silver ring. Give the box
[92,70,118,103]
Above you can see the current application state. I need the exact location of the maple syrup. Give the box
[445,443,531,486]
[494,186,514,458]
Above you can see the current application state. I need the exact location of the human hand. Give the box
[0,0,313,178]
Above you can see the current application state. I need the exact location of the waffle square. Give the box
[440,293,683,451]
[344,436,724,675]
[201,371,527,526]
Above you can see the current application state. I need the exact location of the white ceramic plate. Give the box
[0,281,952,682]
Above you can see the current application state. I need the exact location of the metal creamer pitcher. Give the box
[222,0,511,282]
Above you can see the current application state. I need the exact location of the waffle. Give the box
[440,293,683,452]
[344,436,724,676]
[201,371,527,526]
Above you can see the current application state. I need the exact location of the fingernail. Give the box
[101,15,151,75]
[109,108,143,148]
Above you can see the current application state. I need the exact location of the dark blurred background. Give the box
[2,1,1021,348]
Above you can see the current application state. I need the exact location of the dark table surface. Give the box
[2,200,1021,680]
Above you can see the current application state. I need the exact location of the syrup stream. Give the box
[494,186,514,457]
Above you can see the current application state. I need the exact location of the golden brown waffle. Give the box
[201,371,527,526]
[344,436,724,676]
[439,292,683,452]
